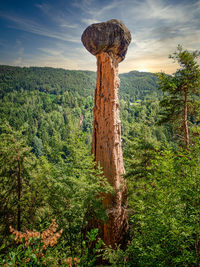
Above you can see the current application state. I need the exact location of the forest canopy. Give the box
[0,46,200,266]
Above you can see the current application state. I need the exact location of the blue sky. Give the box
[0,0,199,73]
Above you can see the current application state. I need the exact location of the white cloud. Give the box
[38,48,64,57]
[128,0,199,24]
[36,3,78,29]
[1,0,199,74]
[60,23,77,29]
[81,18,100,25]
[74,0,121,22]
[0,13,80,43]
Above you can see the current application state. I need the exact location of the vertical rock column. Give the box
[82,19,131,247]
[93,51,127,246]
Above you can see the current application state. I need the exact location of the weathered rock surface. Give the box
[81,20,131,248]
[92,52,128,246]
[81,19,131,62]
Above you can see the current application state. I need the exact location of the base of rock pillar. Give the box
[90,52,128,248]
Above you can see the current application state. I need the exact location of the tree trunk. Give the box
[91,52,128,247]
[17,154,21,231]
[183,90,189,148]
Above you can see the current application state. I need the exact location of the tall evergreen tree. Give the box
[157,45,200,148]
[0,122,45,243]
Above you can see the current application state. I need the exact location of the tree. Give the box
[124,144,200,266]
[44,128,111,257]
[0,123,31,232]
[0,122,46,244]
[157,45,200,148]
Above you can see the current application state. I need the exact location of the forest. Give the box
[0,46,200,266]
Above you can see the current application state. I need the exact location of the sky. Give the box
[0,0,199,74]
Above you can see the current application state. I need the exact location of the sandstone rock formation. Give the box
[81,19,131,247]
[81,19,131,62]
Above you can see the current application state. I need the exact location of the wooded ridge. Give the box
[0,54,200,265]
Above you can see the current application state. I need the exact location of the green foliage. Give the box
[43,128,112,257]
[0,61,199,266]
[125,144,200,266]
[157,45,200,147]
[0,65,159,104]
[0,66,96,97]
[80,228,103,266]
[102,244,128,266]
[124,136,157,209]
[3,242,47,266]
[2,219,63,266]
[0,65,168,159]
[0,122,47,244]
[119,71,160,101]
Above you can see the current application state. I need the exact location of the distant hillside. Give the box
[0,65,96,97]
[0,64,172,161]
[0,65,159,100]
[119,71,160,101]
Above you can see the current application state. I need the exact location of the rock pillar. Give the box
[81,19,131,247]
[92,51,128,246]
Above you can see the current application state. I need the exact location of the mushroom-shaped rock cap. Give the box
[81,19,131,62]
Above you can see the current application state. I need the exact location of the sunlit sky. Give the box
[0,0,199,74]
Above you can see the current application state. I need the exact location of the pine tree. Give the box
[157,45,200,148]
[0,121,45,243]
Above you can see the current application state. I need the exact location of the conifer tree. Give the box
[157,45,200,148]
[0,122,43,242]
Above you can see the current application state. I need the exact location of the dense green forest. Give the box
[0,46,200,266]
